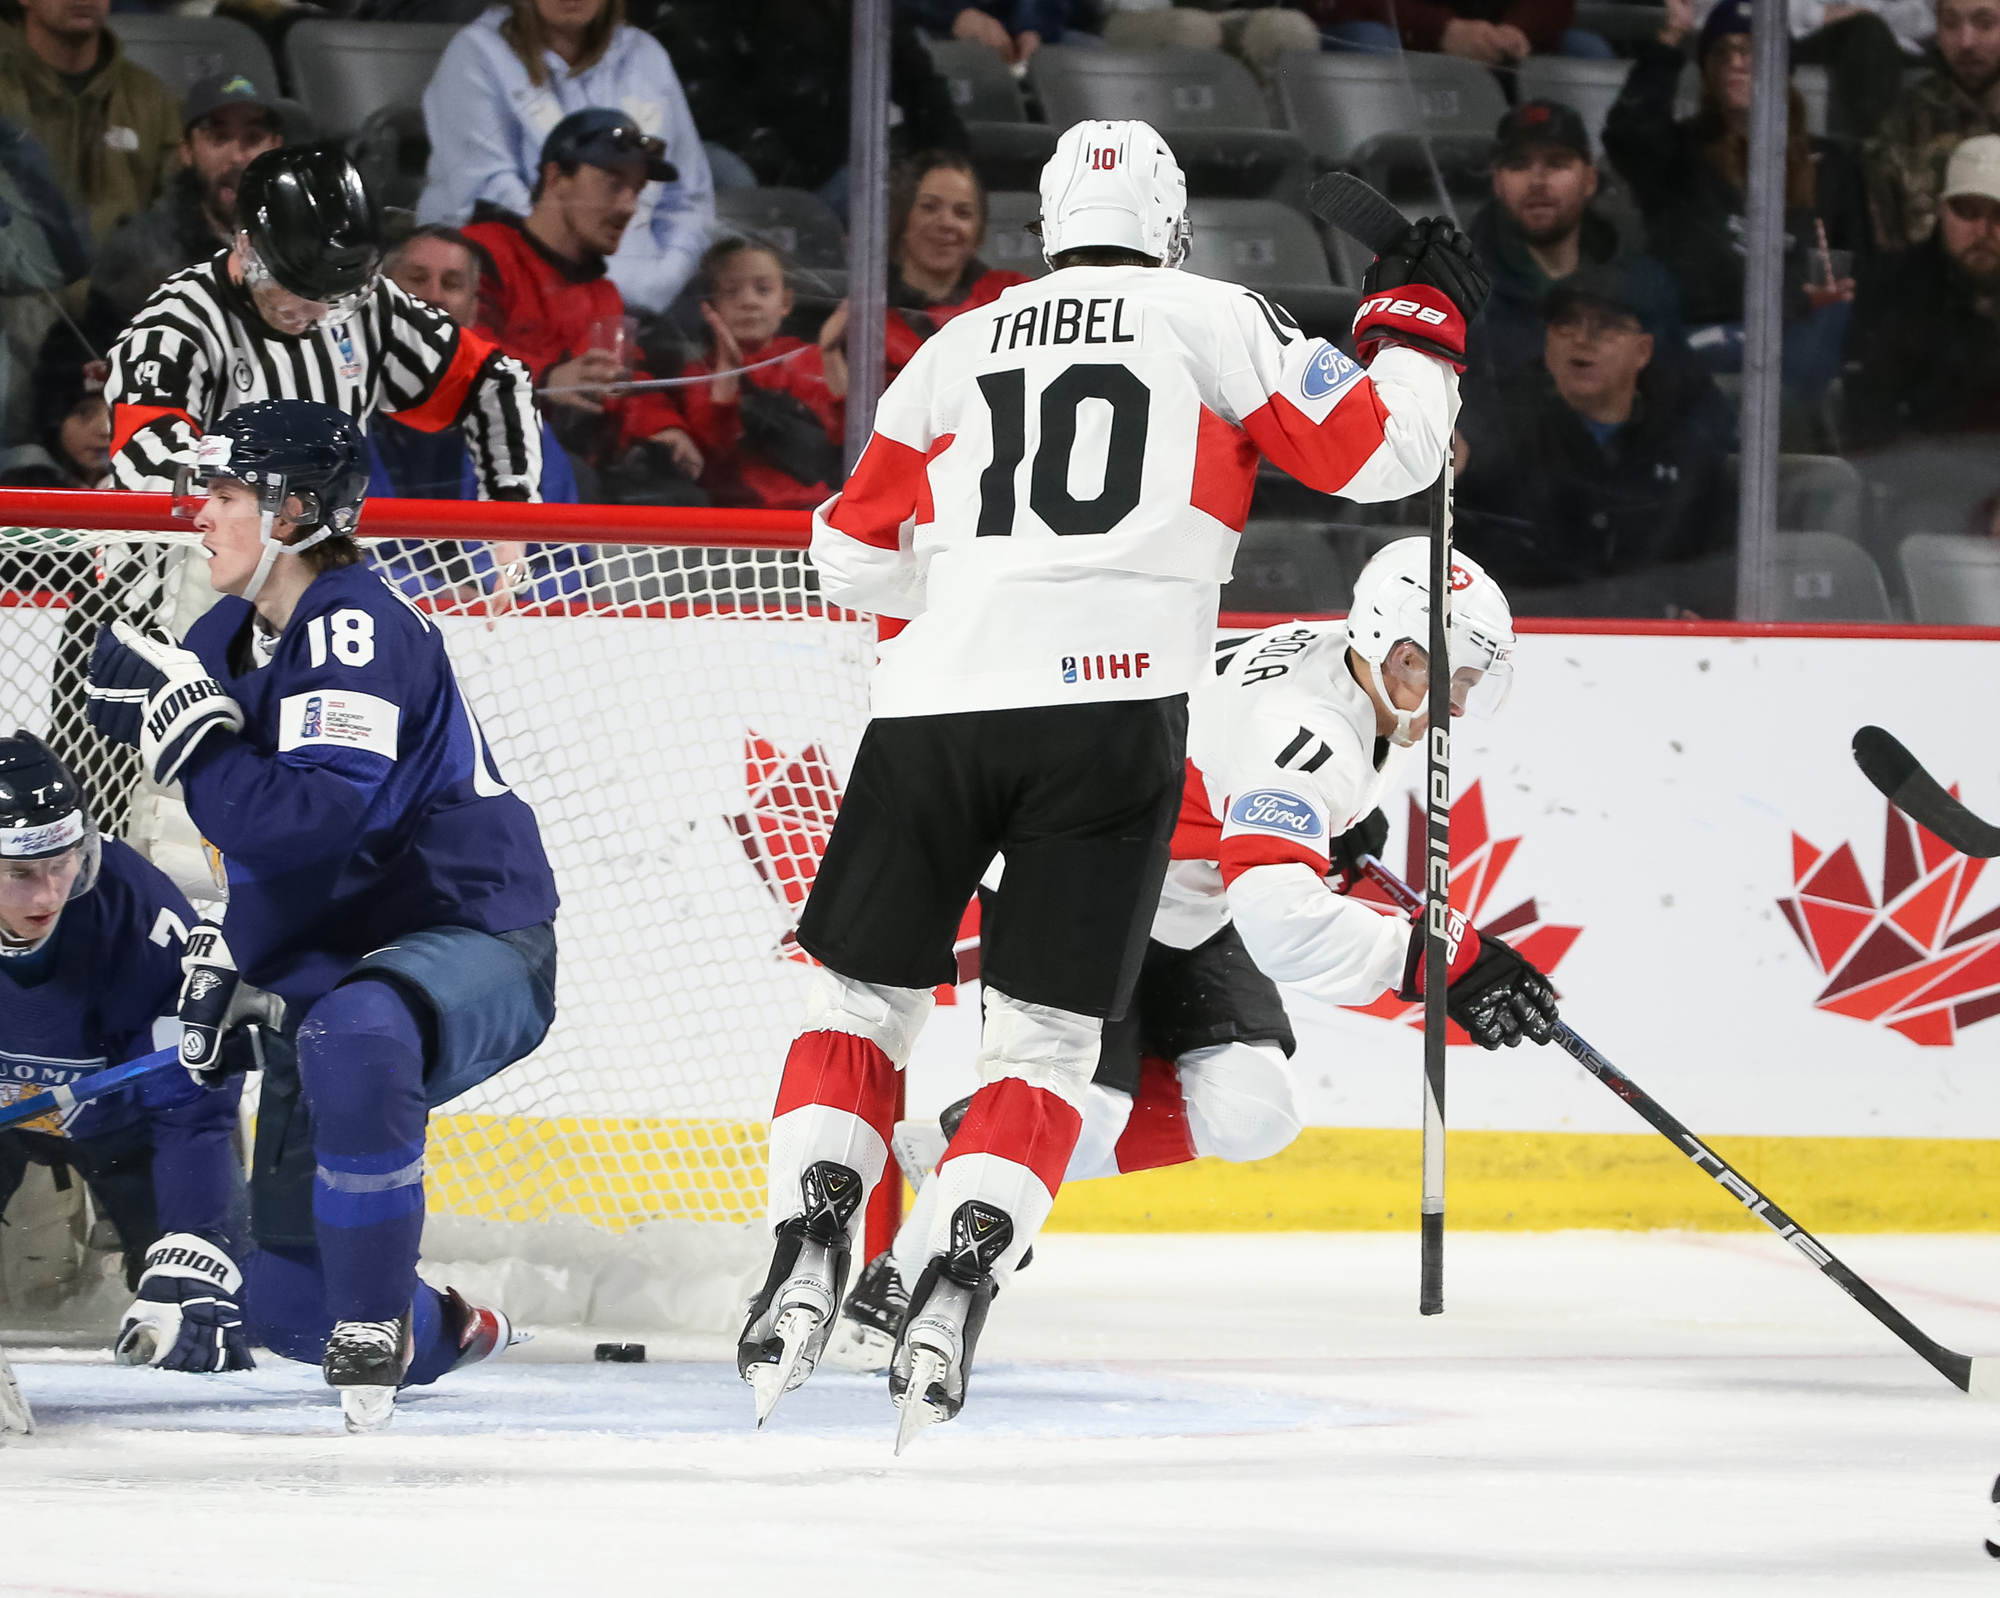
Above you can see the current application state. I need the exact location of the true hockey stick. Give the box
[0,1046,178,1135]
[0,1343,32,1436]
[1306,171,1453,1313]
[1358,855,2000,1398]
[1852,725,2000,858]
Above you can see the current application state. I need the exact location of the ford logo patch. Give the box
[1229,789,1323,838]
[1299,343,1359,401]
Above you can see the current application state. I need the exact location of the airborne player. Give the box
[740,116,1501,1446]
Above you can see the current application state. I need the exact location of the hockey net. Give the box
[0,494,873,1334]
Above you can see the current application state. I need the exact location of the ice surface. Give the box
[6,1231,2000,1597]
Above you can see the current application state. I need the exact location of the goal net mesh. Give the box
[0,517,872,1333]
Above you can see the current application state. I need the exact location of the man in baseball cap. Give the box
[536,107,678,193]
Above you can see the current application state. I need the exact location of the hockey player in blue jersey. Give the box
[85,398,561,1431]
[0,733,251,1365]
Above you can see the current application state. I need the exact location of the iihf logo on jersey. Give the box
[1062,652,1152,685]
[335,327,361,380]
[1777,788,2000,1045]
[301,696,324,738]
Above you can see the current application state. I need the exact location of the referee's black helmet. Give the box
[238,143,383,303]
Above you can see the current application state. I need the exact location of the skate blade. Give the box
[339,1386,397,1434]
[893,1347,951,1456]
[751,1306,822,1428]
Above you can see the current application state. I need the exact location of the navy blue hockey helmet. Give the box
[0,731,100,904]
[182,399,370,540]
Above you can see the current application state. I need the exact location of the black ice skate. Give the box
[441,1286,524,1373]
[1985,1473,2000,1559]
[324,1311,413,1434]
[890,1199,1011,1454]
[822,1250,909,1373]
[738,1160,862,1426]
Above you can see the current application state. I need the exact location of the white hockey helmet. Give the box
[1346,536,1516,744]
[1037,119,1190,268]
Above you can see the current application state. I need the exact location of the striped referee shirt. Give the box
[106,250,542,499]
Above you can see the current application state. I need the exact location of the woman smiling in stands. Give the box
[884,151,1031,376]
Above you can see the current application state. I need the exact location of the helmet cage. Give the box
[239,236,377,327]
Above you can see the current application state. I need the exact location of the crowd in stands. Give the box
[0,0,1990,618]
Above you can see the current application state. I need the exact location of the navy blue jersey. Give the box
[0,839,191,1140]
[181,562,559,1009]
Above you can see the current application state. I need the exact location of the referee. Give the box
[106,142,540,499]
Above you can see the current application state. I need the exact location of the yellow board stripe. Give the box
[424,1117,2000,1233]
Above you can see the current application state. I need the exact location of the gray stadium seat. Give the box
[1769,531,1893,621]
[982,189,1049,279]
[107,14,277,98]
[712,187,848,302]
[283,20,461,139]
[1026,47,1307,197]
[1183,198,1357,340]
[1222,522,1352,615]
[923,39,1058,191]
[1513,58,1629,157]
[1898,533,2000,625]
[1724,454,1866,542]
[1271,49,1505,210]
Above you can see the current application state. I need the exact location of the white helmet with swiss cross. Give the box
[1346,536,1515,744]
[1038,119,1190,268]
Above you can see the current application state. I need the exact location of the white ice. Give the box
[6,1231,2000,1597]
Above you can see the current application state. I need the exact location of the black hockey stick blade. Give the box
[1852,726,2000,857]
[1305,172,1407,255]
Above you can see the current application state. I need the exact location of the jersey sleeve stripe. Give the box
[1238,381,1396,496]
[1189,404,1259,529]
[387,326,491,432]
[110,403,195,454]
[1218,832,1330,885]
[825,432,938,550]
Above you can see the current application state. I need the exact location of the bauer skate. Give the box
[738,1160,862,1426]
[821,1250,908,1373]
[324,1311,413,1434]
[890,1199,1011,1454]
[441,1287,525,1372]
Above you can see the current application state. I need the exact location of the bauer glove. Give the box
[1356,217,1490,371]
[86,622,243,786]
[115,1232,255,1373]
[1398,912,1559,1050]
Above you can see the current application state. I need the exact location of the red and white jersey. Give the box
[812,264,1456,718]
[1156,619,1411,1007]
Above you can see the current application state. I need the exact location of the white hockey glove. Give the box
[115,1233,255,1373]
[178,922,280,1090]
[86,621,243,786]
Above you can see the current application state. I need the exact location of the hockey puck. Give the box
[594,1342,646,1363]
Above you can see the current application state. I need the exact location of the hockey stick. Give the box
[1357,855,2000,1397]
[0,1046,178,1135]
[1852,725,2000,858]
[1306,172,1453,1313]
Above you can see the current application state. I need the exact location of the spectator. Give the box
[1307,0,1614,63]
[674,239,845,508]
[465,108,706,503]
[417,0,715,312]
[909,0,1074,65]
[1870,0,2000,249]
[0,115,90,442]
[1098,3,1318,83]
[0,0,179,251]
[0,354,105,487]
[1468,99,1683,379]
[1457,263,1738,616]
[884,150,1032,374]
[1606,0,1872,372]
[1846,132,2000,448]
[660,0,966,208]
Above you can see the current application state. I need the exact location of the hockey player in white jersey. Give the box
[835,539,1561,1359]
[742,119,1492,1447]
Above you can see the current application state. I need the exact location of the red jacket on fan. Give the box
[463,213,684,448]
[884,261,1032,379]
[676,337,845,510]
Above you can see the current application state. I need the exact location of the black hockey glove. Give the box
[178,922,277,1089]
[1398,917,1559,1050]
[1326,808,1390,890]
[1355,217,1491,371]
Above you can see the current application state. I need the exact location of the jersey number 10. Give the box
[975,363,1152,539]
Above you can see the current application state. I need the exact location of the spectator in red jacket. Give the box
[463,106,705,501]
[677,239,846,508]
[885,149,1032,374]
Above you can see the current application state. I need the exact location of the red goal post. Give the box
[0,489,908,1327]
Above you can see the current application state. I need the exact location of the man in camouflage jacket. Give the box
[1870,0,2000,249]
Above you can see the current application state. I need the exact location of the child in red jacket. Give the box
[677,240,847,509]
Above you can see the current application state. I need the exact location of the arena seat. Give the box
[1026,46,1307,197]
[1183,198,1357,341]
[923,39,1059,192]
[1768,531,1893,622]
[1223,522,1354,615]
[1514,57,1629,155]
[982,189,1050,279]
[108,14,276,98]
[1898,533,2000,625]
[283,20,461,140]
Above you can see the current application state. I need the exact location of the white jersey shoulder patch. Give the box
[278,690,401,761]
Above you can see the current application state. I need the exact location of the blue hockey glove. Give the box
[86,621,242,786]
[115,1232,255,1373]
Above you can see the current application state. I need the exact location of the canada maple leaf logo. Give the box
[1344,779,1584,1042]
[1776,791,2000,1045]
[729,732,979,995]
